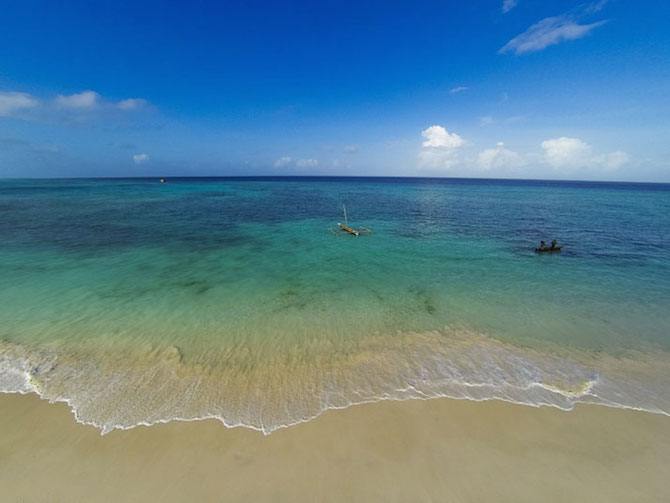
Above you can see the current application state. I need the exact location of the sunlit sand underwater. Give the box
[1,177,669,433]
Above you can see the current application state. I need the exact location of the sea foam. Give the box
[1,326,668,435]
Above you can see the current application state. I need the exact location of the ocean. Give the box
[1,176,669,433]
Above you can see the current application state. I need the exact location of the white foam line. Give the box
[2,369,668,437]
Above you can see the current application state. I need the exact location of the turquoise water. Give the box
[1,177,669,433]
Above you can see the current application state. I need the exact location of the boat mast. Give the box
[343,203,348,226]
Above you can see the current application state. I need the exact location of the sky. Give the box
[1,0,669,181]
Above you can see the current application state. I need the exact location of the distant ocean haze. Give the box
[1,177,669,433]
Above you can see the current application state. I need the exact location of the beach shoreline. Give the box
[2,392,669,502]
[2,179,670,501]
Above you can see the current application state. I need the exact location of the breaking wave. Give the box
[1,327,669,434]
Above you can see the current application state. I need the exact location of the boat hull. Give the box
[338,223,360,236]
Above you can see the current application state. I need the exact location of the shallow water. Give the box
[1,177,669,432]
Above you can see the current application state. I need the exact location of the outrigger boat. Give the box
[330,204,372,236]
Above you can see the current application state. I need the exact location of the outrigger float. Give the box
[329,204,372,237]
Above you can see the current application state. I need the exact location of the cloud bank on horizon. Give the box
[0,0,667,181]
[418,125,629,179]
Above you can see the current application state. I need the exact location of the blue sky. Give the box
[1,0,669,181]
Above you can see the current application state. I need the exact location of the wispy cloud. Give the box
[118,98,148,110]
[478,142,524,171]
[499,2,608,55]
[296,158,318,168]
[450,86,469,94]
[585,0,609,14]
[133,153,149,165]
[274,157,319,171]
[0,91,39,117]
[541,136,628,170]
[0,88,152,124]
[502,0,518,14]
[274,156,292,168]
[343,144,360,153]
[55,90,100,109]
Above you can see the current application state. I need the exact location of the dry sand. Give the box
[1,393,669,502]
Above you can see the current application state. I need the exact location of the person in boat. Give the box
[539,240,547,250]
[550,240,558,249]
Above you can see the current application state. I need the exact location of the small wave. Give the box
[1,327,669,435]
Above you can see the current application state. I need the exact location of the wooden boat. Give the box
[332,204,370,237]
[338,223,360,236]
[535,246,563,253]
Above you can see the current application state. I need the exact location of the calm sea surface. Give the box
[1,177,669,433]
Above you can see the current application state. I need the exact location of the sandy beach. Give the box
[1,393,669,502]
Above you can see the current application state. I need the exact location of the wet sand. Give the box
[1,393,669,502]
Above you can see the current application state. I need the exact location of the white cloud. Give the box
[541,137,628,171]
[274,156,292,168]
[0,91,39,117]
[595,150,630,170]
[55,90,100,109]
[133,153,149,165]
[296,158,318,168]
[415,129,629,177]
[344,144,360,153]
[499,4,607,55]
[1,88,153,130]
[421,125,465,149]
[541,137,592,168]
[419,148,461,170]
[118,98,148,110]
[480,116,494,125]
[478,142,524,171]
[502,0,518,14]
[450,86,469,94]
[585,0,610,14]
[419,126,466,170]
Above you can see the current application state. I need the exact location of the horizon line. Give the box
[1,175,669,186]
